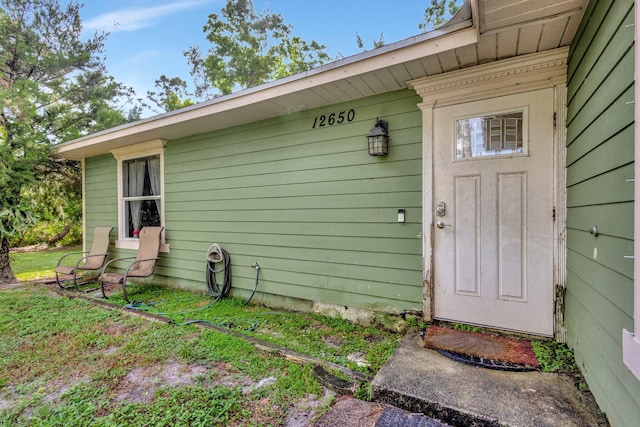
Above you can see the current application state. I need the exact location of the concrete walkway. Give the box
[370,333,607,427]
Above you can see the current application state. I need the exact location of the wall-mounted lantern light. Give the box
[367,119,389,156]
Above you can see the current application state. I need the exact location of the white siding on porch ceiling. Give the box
[480,0,585,31]
[477,0,585,58]
[411,0,585,72]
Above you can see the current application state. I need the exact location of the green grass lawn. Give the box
[2,250,405,426]
[9,246,80,281]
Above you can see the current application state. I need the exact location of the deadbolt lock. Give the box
[436,201,446,217]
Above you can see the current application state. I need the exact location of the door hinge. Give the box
[553,112,557,129]
[553,206,556,222]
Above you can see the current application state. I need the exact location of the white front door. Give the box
[433,89,555,336]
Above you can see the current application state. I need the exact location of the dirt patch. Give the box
[100,345,119,356]
[110,359,275,405]
[207,361,254,389]
[364,334,385,344]
[109,359,335,427]
[0,280,22,289]
[0,371,90,411]
[0,386,19,412]
[43,378,80,405]
[322,335,342,349]
[99,321,138,337]
[112,360,211,403]
[284,389,336,427]
[0,397,10,412]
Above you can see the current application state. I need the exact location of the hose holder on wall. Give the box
[207,243,224,263]
[206,243,231,301]
[205,243,261,305]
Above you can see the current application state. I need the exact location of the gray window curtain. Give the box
[147,156,161,214]
[128,159,146,234]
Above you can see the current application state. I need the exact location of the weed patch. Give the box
[531,340,589,391]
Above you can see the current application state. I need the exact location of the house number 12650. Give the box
[312,109,356,129]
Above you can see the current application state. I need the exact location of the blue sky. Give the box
[79,1,435,115]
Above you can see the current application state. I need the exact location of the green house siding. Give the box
[84,154,118,249]
[84,89,424,314]
[566,0,640,424]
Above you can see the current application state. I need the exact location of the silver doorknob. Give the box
[436,221,450,229]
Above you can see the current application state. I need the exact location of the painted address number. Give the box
[312,109,356,129]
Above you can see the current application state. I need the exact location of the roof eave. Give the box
[54,19,477,160]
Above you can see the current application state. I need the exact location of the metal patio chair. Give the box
[55,226,113,290]
[98,226,163,302]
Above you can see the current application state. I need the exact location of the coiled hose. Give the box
[206,246,232,302]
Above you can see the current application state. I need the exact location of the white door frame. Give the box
[409,48,568,337]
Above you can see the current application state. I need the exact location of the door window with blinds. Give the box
[122,155,162,238]
[455,110,527,160]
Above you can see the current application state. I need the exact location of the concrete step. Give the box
[370,333,607,427]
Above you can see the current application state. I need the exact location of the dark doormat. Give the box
[421,326,539,371]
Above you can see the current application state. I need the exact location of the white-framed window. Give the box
[122,155,161,237]
[111,139,169,252]
[623,1,640,380]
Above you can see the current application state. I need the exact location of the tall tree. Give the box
[155,0,330,105]
[147,75,194,113]
[420,0,463,32]
[0,0,135,283]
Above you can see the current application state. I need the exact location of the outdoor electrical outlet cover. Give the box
[398,209,405,223]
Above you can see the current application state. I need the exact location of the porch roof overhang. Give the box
[55,0,587,160]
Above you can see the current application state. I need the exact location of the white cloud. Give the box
[83,0,214,33]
